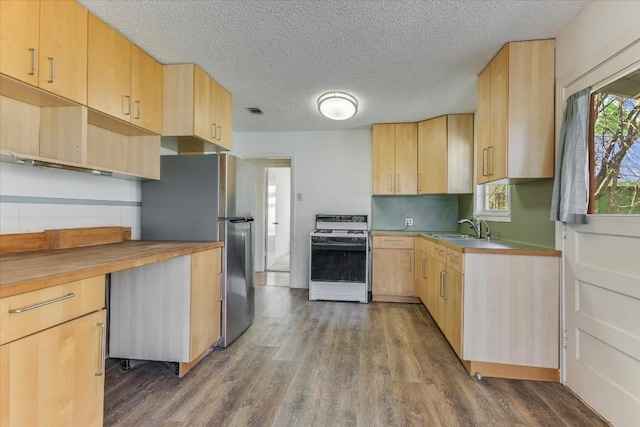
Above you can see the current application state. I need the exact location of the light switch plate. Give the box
[405,217,414,226]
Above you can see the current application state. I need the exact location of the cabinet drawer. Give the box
[446,248,464,273]
[373,235,414,249]
[0,276,105,345]
[433,244,447,263]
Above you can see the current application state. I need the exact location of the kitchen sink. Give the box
[429,234,473,239]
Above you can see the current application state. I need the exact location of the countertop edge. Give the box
[0,241,224,298]
[370,231,560,257]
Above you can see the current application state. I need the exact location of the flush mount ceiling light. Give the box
[317,92,358,120]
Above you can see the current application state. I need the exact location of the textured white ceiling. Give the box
[78,0,590,133]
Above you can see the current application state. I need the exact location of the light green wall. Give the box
[458,179,556,248]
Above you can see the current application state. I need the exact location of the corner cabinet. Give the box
[372,123,418,195]
[476,39,555,184]
[371,235,420,302]
[418,237,561,381]
[417,114,473,194]
[109,248,222,377]
[163,64,233,153]
[0,276,107,427]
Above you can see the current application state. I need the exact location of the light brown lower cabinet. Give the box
[422,239,560,381]
[372,236,419,302]
[0,309,106,427]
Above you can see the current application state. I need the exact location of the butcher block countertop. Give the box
[0,240,224,298]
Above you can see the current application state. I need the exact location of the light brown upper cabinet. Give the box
[417,114,473,194]
[214,81,233,150]
[476,39,555,184]
[0,0,87,104]
[372,123,418,195]
[163,64,233,152]
[88,14,163,134]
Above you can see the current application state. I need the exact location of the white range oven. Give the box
[309,214,368,303]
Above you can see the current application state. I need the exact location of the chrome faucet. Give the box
[458,216,492,240]
[458,218,481,239]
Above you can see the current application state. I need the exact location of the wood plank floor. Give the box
[104,287,607,426]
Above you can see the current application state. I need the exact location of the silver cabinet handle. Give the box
[47,57,55,83]
[418,173,422,192]
[95,322,106,376]
[397,174,400,192]
[487,146,493,176]
[482,148,488,177]
[439,271,444,298]
[122,95,131,115]
[383,238,404,242]
[442,271,448,300]
[29,48,37,75]
[8,292,75,313]
[447,253,459,260]
[408,255,413,273]
[389,175,393,192]
[134,100,141,119]
[421,258,426,278]
[211,123,216,139]
[216,125,222,141]
[219,272,224,302]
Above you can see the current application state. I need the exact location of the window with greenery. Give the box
[485,183,509,211]
[476,183,511,221]
[590,68,640,214]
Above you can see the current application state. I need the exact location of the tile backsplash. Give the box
[0,162,141,238]
[371,195,459,231]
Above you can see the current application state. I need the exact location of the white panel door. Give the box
[565,216,640,426]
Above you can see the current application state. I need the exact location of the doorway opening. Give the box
[266,167,291,273]
[247,159,292,288]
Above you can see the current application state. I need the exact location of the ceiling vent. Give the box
[247,107,264,115]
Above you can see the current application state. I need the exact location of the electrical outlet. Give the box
[405,217,414,226]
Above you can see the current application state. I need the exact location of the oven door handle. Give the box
[311,242,367,250]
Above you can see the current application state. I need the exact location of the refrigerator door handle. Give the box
[219,217,255,223]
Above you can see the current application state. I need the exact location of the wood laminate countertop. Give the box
[0,240,224,298]
[371,230,560,257]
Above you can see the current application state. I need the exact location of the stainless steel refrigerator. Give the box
[140,154,256,348]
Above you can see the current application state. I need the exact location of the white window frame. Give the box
[474,182,512,222]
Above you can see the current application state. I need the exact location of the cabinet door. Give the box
[193,65,212,142]
[215,82,232,150]
[447,114,474,194]
[87,13,131,122]
[394,123,418,195]
[443,267,463,358]
[190,248,221,360]
[0,310,106,427]
[417,117,447,194]
[39,0,87,104]
[131,44,163,134]
[488,44,509,181]
[417,248,427,301]
[372,124,396,195]
[0,0,40,86]
[431,259,446,326]
[476,65,491,184]
[372,248,415,296]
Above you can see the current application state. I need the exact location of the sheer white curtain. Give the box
[550,87,591,224]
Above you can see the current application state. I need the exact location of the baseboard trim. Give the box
[462,360,559,382]
[372,295,422,303]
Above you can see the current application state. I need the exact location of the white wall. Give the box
[233,129,372,289]
[0,162,141,238]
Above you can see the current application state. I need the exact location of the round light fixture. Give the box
[317,92,358,120]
